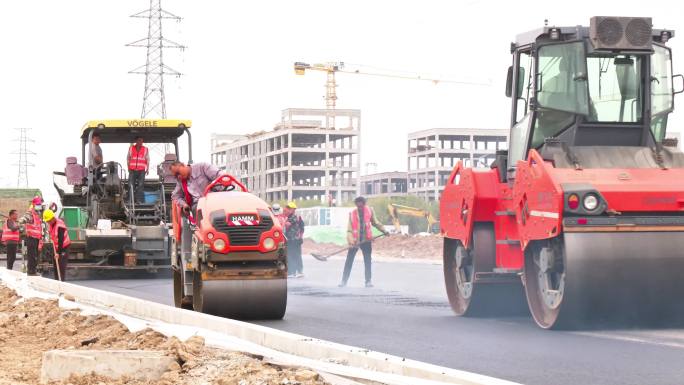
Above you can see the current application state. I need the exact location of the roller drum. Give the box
[525,232,684,329]
[193,274,287,320]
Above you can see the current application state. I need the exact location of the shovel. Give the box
[311,233,387,261]
[50,241,62,281]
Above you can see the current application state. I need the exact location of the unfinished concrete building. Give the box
[360,171,408,199]
[408,128,508,201]
[210,108,361,203]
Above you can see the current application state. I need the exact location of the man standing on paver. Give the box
[1,210,20,270]
[283,202,305,278]
[127,136,150,204]
[89,132,103,169]
[339,196,388,288]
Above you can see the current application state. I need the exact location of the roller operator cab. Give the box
[171,174,288,320]
[440,17,684,329]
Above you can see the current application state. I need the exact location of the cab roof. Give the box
[80,119,191,143]
[513,26,674,48]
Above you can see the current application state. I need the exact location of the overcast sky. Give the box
[0,0,682,202]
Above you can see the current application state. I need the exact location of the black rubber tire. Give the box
[444,223,526,317]
[523,239,566,329]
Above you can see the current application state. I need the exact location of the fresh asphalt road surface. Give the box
[53,255,684,385]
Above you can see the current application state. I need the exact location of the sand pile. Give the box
[0,285,329,385]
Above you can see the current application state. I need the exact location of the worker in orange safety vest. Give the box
[43,209,70,281]
[339,196,389,288]
[1,210,20,270]
[18,196,44,276]
[127,136,150,204]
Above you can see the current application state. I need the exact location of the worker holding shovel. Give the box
[339,196,389,288]
[42,209,70,281]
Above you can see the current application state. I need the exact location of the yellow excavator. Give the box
[387,204,439,234]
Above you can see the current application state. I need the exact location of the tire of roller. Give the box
[444,222,527,317]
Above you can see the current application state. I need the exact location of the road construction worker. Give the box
[271,203,287,228]
[170,161,222,218]
[89,132,103,169]
[127,136,150,204]
[18,196,44,275]
[339,196,389,288]
[283,202,305,278]
[42,209,69,281]
[1,210,20,270]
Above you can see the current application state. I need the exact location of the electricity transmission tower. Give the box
[13,128,35,188]
[127,0,185,123]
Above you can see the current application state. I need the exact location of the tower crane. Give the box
[293,61,491,110]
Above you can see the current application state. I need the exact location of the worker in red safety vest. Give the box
[271,203,288,228]
[18,196,44,276]
[1,210,20,270]
[42,209,70,281]
[339,196,389,288]
[127,136,150,204]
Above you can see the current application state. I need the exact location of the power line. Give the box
[127,0,185,153]
[12,128,35,188]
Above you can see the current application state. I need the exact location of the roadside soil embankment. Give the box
[0,285,328,385]
[303,234,442,260]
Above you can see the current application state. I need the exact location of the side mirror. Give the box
[674,74,684,95]
[505,66,513,97]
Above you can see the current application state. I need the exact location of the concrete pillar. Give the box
[325,132,330,203]
[288,132,293,201]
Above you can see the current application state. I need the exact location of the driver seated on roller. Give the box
[170,161,223,218]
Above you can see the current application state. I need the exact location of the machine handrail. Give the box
[203,174,248,196]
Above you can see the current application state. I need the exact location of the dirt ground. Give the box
[303,234,443,260]
[0,285,329,385]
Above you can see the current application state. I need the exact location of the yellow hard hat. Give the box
[43,209,55,222]
[286,201,297,209]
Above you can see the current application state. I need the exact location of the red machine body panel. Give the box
[441,149,684,271]
[441,162,524,270]
[441,162,498,248]
[170,174,284,255]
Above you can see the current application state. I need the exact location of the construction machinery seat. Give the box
[158,153,177,184]
[65,156,87,186]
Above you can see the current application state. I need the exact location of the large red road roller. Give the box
[441,17,684,329]
[172,174,287,319]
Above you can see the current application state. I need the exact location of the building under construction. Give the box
[360,171,408,199]
[211,108,361,203]
[408,128,508,201]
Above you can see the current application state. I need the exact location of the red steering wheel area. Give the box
[203,174,248,196]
